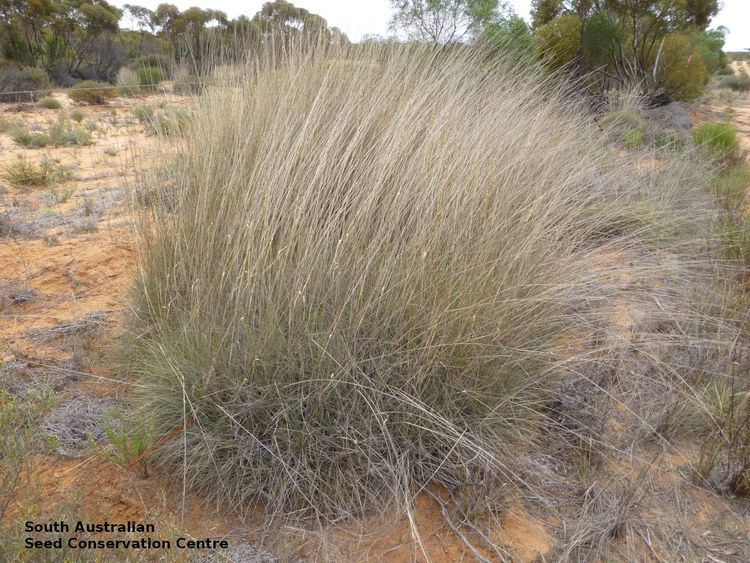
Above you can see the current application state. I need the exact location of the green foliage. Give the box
[695,28,729,74]
[10,127,50,148]
[657,34,710,102]
[535,14,582,69]
[482,14,536,59]
[389,0,503,43]
[46,115,93,145]
[1,156,70,187]
[68,80,118,104]
[0,0,122,74]
[38,96,61,109]
[528,1,721,101]
[530,0,561,29]
[581,12,622,69]
[692,122,739,162]
[0,66,51,102]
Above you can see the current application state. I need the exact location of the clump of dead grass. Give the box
[1,156,70,187]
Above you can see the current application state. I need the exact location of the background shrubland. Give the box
[0,0,735,106]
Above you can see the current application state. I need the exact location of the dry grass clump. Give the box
[125,43,672,526]
[1,156,70,187]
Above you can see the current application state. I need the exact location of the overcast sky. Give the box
[115,0,749,51]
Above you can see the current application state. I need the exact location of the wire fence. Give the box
[0,80,210,103]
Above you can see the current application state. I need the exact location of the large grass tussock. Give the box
[125,44,720,526]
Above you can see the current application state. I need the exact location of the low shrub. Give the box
[718,73,750,92]
[47,115,93,146]
[70,109,85,122]
[0,66,51,102]
[692,122,740,162]
[9,127,50,148]
[67,80,117,105]
[39,96,61,109]
[1,156,70,187]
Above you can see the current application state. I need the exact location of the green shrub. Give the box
[39,96,61,109]
[137,66,164,88]
[692,122,739,162]
[0,66,51,102]
[70,109,85,122]
[718,74,750,92]
[131,54,171,72]
[67,80,117,105]
[535,14,583,69]
[657,34,710,101]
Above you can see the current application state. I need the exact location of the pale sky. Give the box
[115,0,748,51]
